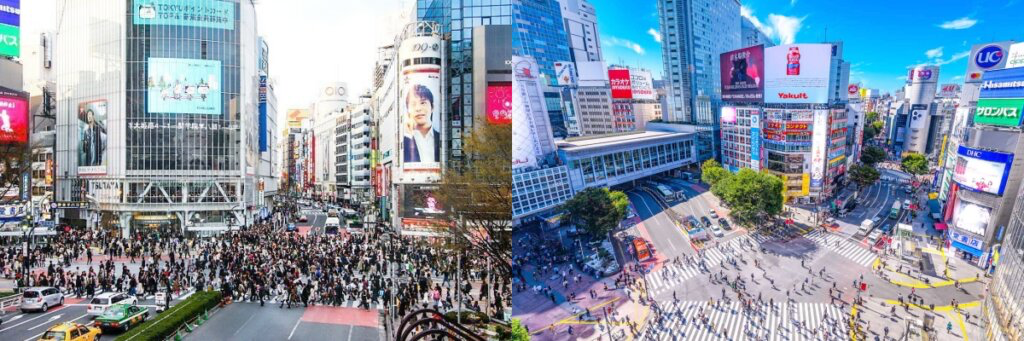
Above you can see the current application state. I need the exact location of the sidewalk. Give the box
[856,296,984,340]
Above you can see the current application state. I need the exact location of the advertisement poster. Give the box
[401,185,445,220]
[629,69,655,100]
[146,58,222,115]
[77,100,108,174]
[0,0,18,27]
[486,82,512,125]
[966,42,1013,83]
[0,87,27,143]
[939,84,961,98]
[953,146,1013,195]
[750,111,761,171]
[721,106,737,124]
[554,61,577,86]
[764,44,832,104]
[512,56,543,170]
[810,109,829,187]
[953,199,991,236]
[979,67,1024,99]
[608,69,632,99]
[133,0,234,30]
[258,75,268,152]
[975,98,1024,127]
[399,35,443,174]
[908,104,929,131]
[0,22,16,58]
[720,45,764,102]
[1008,42,1024,69]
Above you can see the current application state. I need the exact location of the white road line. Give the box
[27,313,66,331]
[0,306,68,332]
[287,319,302,340]
[232,310,258,337]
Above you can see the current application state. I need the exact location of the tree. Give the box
[863,124,878,141]
[562,187,629,240]
[711,169,783,228]
[436,123,513,280]
[860,146,887,166]
[871,120,884,132]
[498,319,531,341]
[901,152,930,175]
[866,111,879,123]
[700,159,731,186]
[849,164,881,189]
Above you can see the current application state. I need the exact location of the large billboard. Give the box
[0,22,16,58]
[133,0,235,30]
[0,87,28,144]
[553,61,577,86]
[750,111,761,171]
[0,0,18,27]
[764,44,832,104]
[979,67,1024,99]
[1008,42,1024,69]
[77,100,108,175]
[401,185,445,220]
[398,35,443,175]
[953,198,991,236]
[975,98,1024,127]
[630,69,655,100]
[938,84,960,98]
[966,42,1013,83]
[810,109,829,188]
[953,145,1013,196]
[608,69,632,99]
[720,106,737,124]
[146,58,222,115]
[720,45,764,102]
[486,82,512,125]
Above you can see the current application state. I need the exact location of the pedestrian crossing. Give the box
[646,235,756,297]
[233,297,384,310]
[642,300,849,341]
[804,230,877,268]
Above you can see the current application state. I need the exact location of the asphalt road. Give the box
[628,189,694,260]
[188,302,380,341]
[0,296,178,341]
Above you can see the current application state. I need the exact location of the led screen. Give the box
[146,58,222,115]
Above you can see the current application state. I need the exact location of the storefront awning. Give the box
[934,223,947,231]
[951,241,983,258]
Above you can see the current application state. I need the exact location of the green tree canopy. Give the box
[711,169,783,228]
[901,152,930,175]
[863,124,878,141]
[849,164,881,188]
[700,159,731,186]
[562,187,629,239]
[866,111,879,123]
[860,146,887,165]
[871,120,884,131]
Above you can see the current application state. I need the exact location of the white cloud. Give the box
[935,50,971,66]
[740,6,774,38]
[768,14,804,45]
[603,37,646,55]
[925,47,943,59]
[938,17,977,30]
[952,75,963,80]
[647,28,662,43]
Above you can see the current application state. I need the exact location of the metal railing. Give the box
[0,293,23,313]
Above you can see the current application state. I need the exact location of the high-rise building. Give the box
[512,0,573,86]
[334,98,372,207]
[901,65,939,154]
[741,17,774,48]
[311,83,349,202]
[53,0,275,236]
[657,0,741,124]
[556,0,602,63]
[984,179,1024,339]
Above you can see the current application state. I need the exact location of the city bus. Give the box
[633,238,651,261]
[889,202,901,219]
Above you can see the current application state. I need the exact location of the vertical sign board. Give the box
[750,110,761,171]
[810,109,829,188]
[608,69,633,99]
[258,75,268,152]
[398,35,443,178]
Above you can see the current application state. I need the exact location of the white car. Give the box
[19,287,64,313]
[87,292,138,316]
[902,200,911,210]
[711,224,725,237]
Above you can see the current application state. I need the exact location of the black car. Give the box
[718,218,731,230]
[700,216,712,227]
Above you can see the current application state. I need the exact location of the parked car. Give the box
[718,218,731,230]
[87,292,138,316]
[700,216,712,227]
[20,287,64,313]
[708,209,718,219]
[710,224,725,237]
[687,216,701,230]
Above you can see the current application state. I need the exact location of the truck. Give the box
[859,219,875,234]
[325,217,341,234]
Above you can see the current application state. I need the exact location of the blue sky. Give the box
[591,0,1024,93]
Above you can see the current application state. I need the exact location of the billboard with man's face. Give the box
[78,100,108,175]
[399,35,443,176]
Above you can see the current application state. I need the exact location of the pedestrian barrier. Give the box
[0,292,22,311]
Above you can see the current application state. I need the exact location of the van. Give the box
[859,219,875,233]
[325,217,341,234]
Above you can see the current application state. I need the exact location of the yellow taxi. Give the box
[38,322,102,341]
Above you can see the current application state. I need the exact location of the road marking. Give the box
[347,322,354,341]
[232,310,257,336]
[951,309,969,340]
[288,319,302,340]
[0,305,68,332]
[27,313,63,331]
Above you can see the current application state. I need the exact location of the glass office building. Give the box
[512,0,572,86]
[54,0,267,237]
[984,182,1024,340]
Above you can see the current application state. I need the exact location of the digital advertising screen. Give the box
[146,58,222,115]
[608,69,632,99]
[0,87,28,144]
[554,61,577,86]
[486,82,512,125]
[953,199,991,236]
[77,100,108,175]
[133,0,235,30]
[401,185,445,220]
[764,44,832,104]
[720,45,764,102]
[399,35,443,174]
[720,106,737,124]
[953,145,1013,196]
[0,22,17,58]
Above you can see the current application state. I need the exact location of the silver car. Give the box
[20,287,64,313]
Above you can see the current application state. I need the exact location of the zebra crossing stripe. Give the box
[644,301,849,341]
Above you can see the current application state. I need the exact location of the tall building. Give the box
[741,17,774,48]
[334,98,372,207]
[53,0,275,236]
[901,65,939,154]
[511,0,572,86]
[557,0,602,63]
[984,179,1024,339]
[657,0,741,124]
[311,83,349,202]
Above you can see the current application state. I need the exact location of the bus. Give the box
[889,202,901,219]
